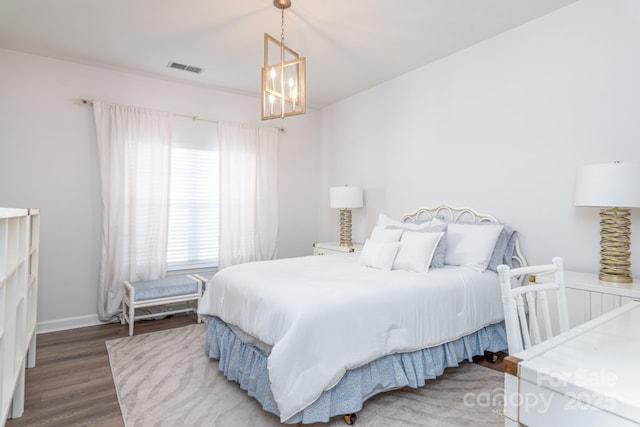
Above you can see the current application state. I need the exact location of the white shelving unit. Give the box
[1,208,39,426]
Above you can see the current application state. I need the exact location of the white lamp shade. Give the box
[330,186,363,209]
[575,162,640,208]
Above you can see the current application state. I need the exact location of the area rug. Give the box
[106,324,505,426]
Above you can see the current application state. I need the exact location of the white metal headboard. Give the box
[400,204,528,272]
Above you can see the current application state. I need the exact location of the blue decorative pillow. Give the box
[487,225,518,272]
[426,224,448,268]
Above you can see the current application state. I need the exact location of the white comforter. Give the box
[198,253,504,422]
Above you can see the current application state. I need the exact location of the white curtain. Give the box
[218,121,279,269]
[93,101,172,321]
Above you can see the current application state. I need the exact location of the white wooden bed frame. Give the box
[401,204,527,281]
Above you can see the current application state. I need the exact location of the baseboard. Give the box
[37,314,107,334]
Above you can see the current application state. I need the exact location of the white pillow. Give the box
[359,240,401,271]
[444,223,504,272]
[393,230,444,273]
[377,213,433,231]
[430,217,446,226]
[369,226,403,242]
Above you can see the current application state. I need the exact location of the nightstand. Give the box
[536,270,640,327]
[313,242,363,256]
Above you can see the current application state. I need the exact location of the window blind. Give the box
[167,120,219,270]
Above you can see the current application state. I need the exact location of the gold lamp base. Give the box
[598,207,632,283]
[339,208,353,247]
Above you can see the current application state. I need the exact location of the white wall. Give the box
[3,0,639,331]
[0,48,322,330]
[320,0,640,275]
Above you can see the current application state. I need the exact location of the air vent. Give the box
[167,61,204,74]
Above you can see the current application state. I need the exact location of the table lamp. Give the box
[574,162,640,283]
[330,186,363,247]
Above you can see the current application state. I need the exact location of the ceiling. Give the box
[0,0,578,108]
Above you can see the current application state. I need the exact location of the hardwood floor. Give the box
[6,314,199,427]
[6,315,507,426]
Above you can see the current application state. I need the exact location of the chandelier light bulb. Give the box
[269,68,277,91]
[269,93,275,115]
[288,77,296,105]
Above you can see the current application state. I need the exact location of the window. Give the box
[167,120,218,270]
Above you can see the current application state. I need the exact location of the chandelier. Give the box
[261,0,306,120]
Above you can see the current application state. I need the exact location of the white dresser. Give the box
[536,271,640,327]
[0,208,39,426]
[312,242,363,256]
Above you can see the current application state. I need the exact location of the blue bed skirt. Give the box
[205,316,507,424]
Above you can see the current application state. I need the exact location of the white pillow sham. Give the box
[369,226,403,243]
[377,213,433,231]
[359,240,401,271]
[393,230,444,273]
[444,223,504,272]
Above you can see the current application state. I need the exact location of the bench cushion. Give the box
[129,276,199,302]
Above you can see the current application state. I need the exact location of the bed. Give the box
[198,205,526,424]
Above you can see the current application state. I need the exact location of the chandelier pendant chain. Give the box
[279,6,285,118]
[281,7,285,45]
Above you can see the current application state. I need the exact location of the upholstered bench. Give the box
[193,272,214,289]
[122,275,203,336]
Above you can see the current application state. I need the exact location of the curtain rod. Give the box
[80,99,286,133]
